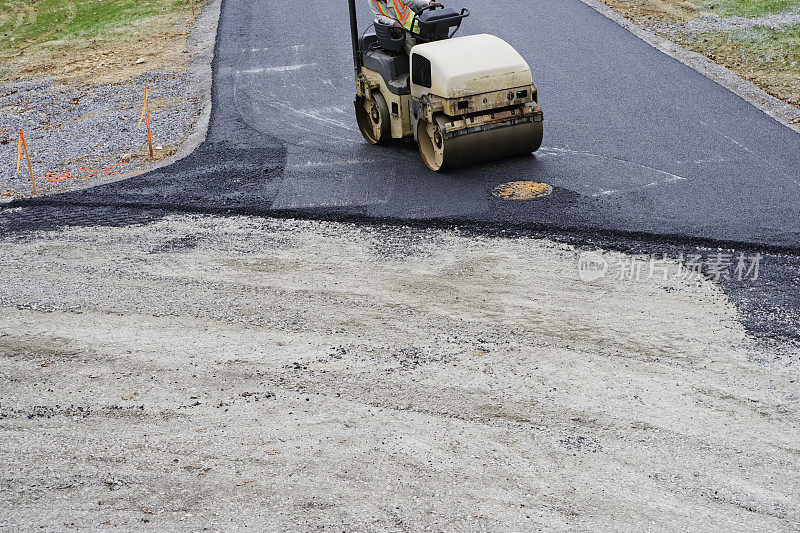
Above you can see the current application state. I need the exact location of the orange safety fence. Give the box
[41,162,127,184]
[77,162,127,180]
[42,162,130,183]
[42,170,72,184]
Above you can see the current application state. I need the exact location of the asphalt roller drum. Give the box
[418,113,543,171]
[356,92,391,145]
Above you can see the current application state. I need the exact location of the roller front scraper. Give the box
[349,0,543,171]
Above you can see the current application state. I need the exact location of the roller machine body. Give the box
[350,0,543,171]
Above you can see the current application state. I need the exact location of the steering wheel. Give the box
[417,4,470,17]
[414,5,470,40]
[417,4,443,14]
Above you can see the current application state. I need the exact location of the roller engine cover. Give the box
[410,34,533,100]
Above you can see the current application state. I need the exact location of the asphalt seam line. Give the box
[577,0,800,135]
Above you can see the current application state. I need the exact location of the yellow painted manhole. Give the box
[492,181,553,201]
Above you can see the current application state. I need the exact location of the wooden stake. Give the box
[190,0,195,17]
[18,129,38,196]
[138,83,154,158]
[145,84,153,158]
[16,133,22,172]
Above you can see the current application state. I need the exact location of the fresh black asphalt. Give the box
[2,0,799,347]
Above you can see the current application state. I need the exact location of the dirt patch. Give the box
[691,25,800,108]
[29,30,193,85]
[599,0,700,23]
[0,0,204,84]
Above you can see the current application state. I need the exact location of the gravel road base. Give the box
[1,214,797,531]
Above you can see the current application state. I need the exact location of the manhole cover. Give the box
[492,181,553,201]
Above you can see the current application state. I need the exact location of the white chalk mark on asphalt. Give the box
[539,146,690,196]
[285,120,361,145]
[698,120,753,154]
[698,120,800,186]
[246,44,305,53]
[290,159,380,169]
[238,63,316,74]
[270,99,357,132]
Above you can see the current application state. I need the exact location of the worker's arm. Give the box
[407,0,442,10]
[389,1,442,28]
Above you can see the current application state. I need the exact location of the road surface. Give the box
[10,0,800,248]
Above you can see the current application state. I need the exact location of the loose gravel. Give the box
[0,71,202,199]
[652,8,800,37]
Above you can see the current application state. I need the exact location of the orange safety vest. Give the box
[371,0,420,33]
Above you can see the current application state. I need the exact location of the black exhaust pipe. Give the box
[349,0,362,79]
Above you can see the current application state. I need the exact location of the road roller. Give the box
[348,0,543,171]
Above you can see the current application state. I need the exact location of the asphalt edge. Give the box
[577,0,800,135]
[168,0,221,163]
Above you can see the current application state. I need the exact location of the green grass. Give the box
[728,21,800,45]
[0,0,186,52]
[695,0,800,17]
[689,24,800,104]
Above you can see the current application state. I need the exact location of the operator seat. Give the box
[358,22,410,95]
